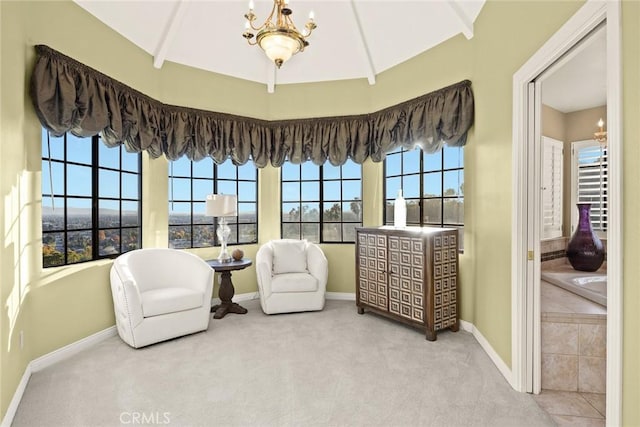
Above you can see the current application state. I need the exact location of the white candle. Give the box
[309,10,315,20]
[249,0,254,10]
[597,118,604,128]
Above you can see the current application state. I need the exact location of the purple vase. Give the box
[566,203,605,272]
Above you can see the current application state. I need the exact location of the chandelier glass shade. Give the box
[243,0,316,68]
[594,118,607,145]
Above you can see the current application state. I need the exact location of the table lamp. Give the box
[206,194,238,262]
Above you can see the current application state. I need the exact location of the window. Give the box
[41,129,142,267]
[281,160,362,243]
[542,137,564,239]
[168,157,258,248]
[571,140,607,236]
[384,146,464,242]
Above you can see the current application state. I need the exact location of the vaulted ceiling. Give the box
[74,0,486,92]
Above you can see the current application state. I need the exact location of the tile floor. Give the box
[533,389,605,426]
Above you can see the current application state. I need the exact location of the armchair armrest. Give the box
[110,264,143,328]
[306,243,328,291]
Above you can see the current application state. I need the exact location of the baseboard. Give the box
[459,319,513,387]
[326,292,356,301]
[0,326,117,427]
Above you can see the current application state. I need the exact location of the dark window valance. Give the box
[30,45,474,167]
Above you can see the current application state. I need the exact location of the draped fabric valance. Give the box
[30,45,474,167]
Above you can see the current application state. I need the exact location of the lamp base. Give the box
[217,252,233,263]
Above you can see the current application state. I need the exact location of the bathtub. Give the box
[541,267,607,307]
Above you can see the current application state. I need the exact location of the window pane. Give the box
[282,163,300,181]
[402,174,420,198]
[169,202,191,225]
[42,131,64,160]
[282,223,300,240]
[67,230,92,264]
[238,224,257,243]
[238,203,256,223]
[193,179,214,202]
[99,169,120,198]
[423,199,442,224]
[322,223,342,242]
[99,229,120,256]
[169,178,191,201]
[67,164,92,196]
[301,162,319,180]
[323,202,341,222]
[386,177,401,199]
[67,198,92,230]
[342,180,360,200]
[301,203,319,221]
[238,181,256,201]
[121,228,140,253]
[443,198,464,225]
[403,149,421,174]
[193,158,213,178]
[121,173,139,199]
[386,153,401,177]
[385,200,395,224]
[323,164,340,180]
[99,143,119,169]
[444,170,463,196]
[343,201,361,222]
[238,163,256,180]
[192,225,214,248]
[66,134,92,165]
[217,180,236,196]
[121,150,139,173]
[99,199,120,228]
[301,182,319,201]
[342,160,360,179]
[282,182,300,201]
[169,225,191,249]
[423,150,442,172]
[407,199,420,224]
[342,223,357,242]
[217,161,236,179]
[302,223,319,243]
[226,224,238,244]
[444,145,464,169]
[42,197,64,231]
[192,202,210,224]
[282,203,300,222]
[423,172,442,197]
[43,232,65,267]
[122,201,139,226]
[41,160,64,196]
[323,181,340,201]
[170,157,191,177]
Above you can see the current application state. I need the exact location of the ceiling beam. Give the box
[349,0,376,85]
[447,0,474,40]
[267,63,276,94]
[153,0,190,69]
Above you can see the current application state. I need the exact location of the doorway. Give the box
[511,1,622,425]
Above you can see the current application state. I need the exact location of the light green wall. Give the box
[2,1,639,425]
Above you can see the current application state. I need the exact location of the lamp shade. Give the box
[206,194,238,217]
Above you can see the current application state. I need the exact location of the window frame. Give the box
[383,145,464,245]
[41,131,142,268]
[571,139,607,238]
[168,158,258,249]
[280,161,363,244]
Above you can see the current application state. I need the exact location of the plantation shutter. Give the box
[572,140,608,233]
[542,137,564,239]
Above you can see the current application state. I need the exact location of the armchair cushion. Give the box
[271,273,318,293]
[141,287,204,317]
[272,239,307,274]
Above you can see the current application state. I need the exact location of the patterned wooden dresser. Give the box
[355,226,459,341]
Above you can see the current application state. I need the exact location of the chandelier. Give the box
[594,118,607,145]
[242,0,317,69]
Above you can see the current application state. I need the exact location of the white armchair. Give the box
[110,248,214,348]
[256,239,328,314]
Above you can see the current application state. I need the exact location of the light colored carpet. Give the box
[12,299,554,426]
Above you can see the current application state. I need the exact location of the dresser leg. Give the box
[450,321,459,332]
[357,307,365,315]
[425,330,437,341]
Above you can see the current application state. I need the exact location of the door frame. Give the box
[511,0,622,425]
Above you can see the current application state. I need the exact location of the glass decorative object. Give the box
[566,203,605,272]
[394,189,406,228]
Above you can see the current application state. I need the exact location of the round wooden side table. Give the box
[206,258,252,319]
